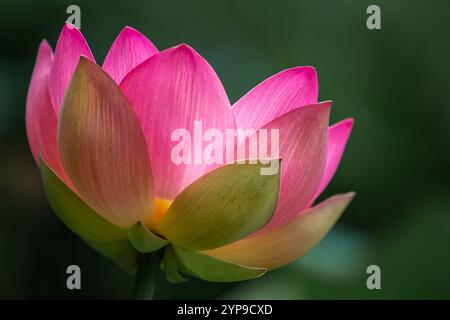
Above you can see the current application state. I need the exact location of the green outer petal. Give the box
[127,222,168,253]
[205,192,355,270]
[173,246,266,282]
[156,162,280,250]
[40,159,138,273]
[88,240,138,273]
[163,246,188,284]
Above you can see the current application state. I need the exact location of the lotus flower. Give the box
[26,24,354,285]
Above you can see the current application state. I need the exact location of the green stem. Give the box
[132,250,162,300]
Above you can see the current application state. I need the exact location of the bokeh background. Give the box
[1,0,449,299]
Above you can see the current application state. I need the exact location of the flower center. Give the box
[153,198,172,222]
[143,198,172,229]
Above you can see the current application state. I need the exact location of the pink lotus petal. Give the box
[120,44,233,200]
[232,67,318,130]
[103,26,158,84]
[252,102,331,234]
[58,58,154,227]
[49,23,95,115]
[25,40,72,188]
[310,118,354,203]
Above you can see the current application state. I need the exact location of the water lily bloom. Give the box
[26,24,354,283]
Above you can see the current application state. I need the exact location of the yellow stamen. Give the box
[143,198,172,229]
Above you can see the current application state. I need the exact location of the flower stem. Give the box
[132,250,162,300]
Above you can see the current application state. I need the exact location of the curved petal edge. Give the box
[232,66,318,130]
[204,192,355,269]
[311,118,354,203]
[49,23,95,115]
[173,246,266,282]
[103,26,158,84]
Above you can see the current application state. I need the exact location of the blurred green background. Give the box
[1,0,449,299]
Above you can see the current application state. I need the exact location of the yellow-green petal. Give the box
[127,222,168,253]
[156,162,280,251]
[40,160,138,273]
[205,192,355,269]
[173,246,266,282]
